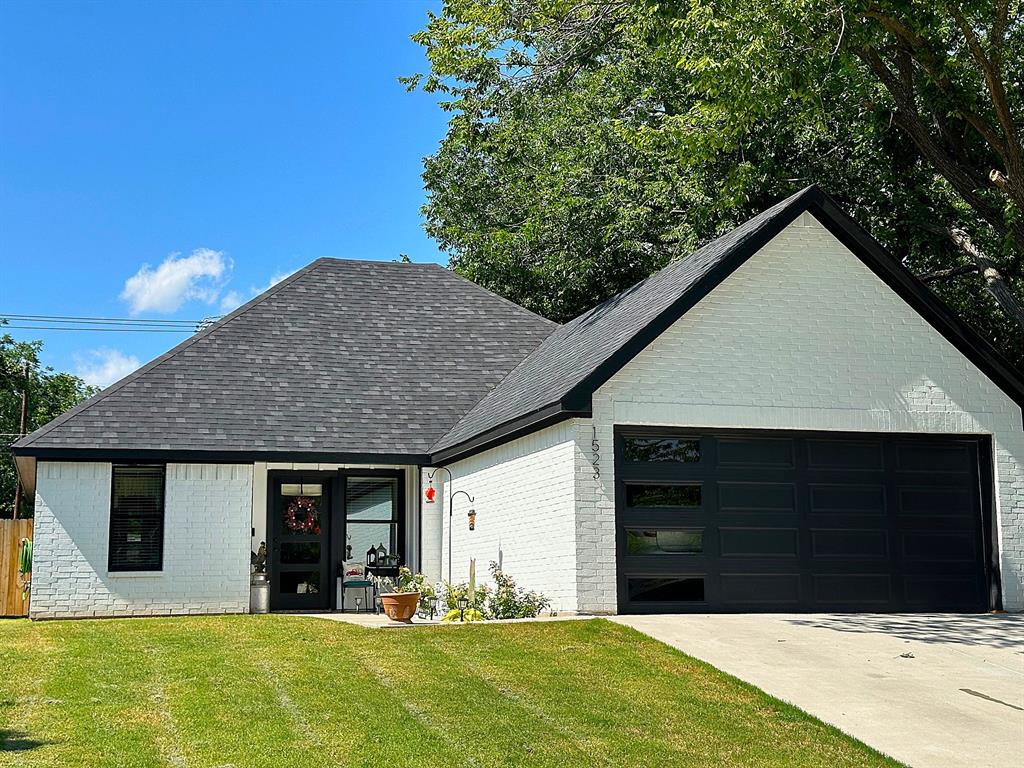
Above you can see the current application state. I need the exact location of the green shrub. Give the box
[438,565,550,620]
[440,581,490,614]
[486,562,550,619]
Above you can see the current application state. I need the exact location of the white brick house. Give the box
[13,186,1024,618]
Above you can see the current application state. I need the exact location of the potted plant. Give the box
[378,566,422,623]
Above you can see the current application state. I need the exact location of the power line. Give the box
[1,313,200,325]
[1,312,220,334]
[3,325,192,333]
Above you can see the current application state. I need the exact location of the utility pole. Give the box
[12,360,28,519]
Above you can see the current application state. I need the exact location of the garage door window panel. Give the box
[625,484,702,509]
[627,577,705,603]
[622,437,701,464]
[625,529,704,555]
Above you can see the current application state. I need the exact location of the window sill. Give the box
[106,571,164,578]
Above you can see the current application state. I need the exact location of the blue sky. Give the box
[1,0,446,386]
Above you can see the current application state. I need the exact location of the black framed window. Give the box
[108,464,165,572]
[345,476,400,563]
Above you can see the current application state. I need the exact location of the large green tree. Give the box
[1,325,98,518]
[408,0,1023,368]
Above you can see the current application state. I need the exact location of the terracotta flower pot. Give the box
[380,591,420,622]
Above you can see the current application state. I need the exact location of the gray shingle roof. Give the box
[14,258,556,457]
[430,186,818,453]
[17,185,1024,462]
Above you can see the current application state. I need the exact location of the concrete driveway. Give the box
[612,613,1023,768]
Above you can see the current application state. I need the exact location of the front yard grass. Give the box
[0,615,899,767]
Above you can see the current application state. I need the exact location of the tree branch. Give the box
[855,45,1024,254]
[945,227,1024,329]
[863,7,1007,156]
[919,263,979,282]
[947,6,1023,209]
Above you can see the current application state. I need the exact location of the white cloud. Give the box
[256,269,294,294]
[75,348,142,389]
[217,268,297,313]
[219,290,243,312]
[121,248,231,315]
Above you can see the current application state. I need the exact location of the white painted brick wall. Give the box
[420,468,444,583]
[578,213,1024,612]
[30,462,253,619]
[442,421,579,612]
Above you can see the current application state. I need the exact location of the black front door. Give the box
[270,476,331,611]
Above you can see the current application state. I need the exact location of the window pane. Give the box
[628,577,705,602]
[347,477,397,521]
[626,529,703,554]
[280,542,321,565]
[109,465,165,571]
[279,571,321,594]
[281,483,322,497]
[346,522,396,563]
[625,484,701,508]
[624,437,700,463]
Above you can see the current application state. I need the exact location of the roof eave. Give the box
[429,402,591,465]
[10,446,432,466]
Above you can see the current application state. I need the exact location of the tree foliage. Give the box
[407,0,1024,368]
[1,325,98,518]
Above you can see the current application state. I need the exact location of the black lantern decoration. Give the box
[366,545,379,568]
[467,509,476,531]
[456,595,469,622]
[375,543,387,564]
[426,594,438,620]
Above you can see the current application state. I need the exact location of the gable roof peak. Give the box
[431,183,1024,459]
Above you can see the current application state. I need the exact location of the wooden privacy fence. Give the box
[0,519,33,617]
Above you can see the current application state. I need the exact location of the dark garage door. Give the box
[615,429,995,613]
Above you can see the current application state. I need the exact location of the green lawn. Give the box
[0,616,899,768]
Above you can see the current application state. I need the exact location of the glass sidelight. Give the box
[345,477,400,564]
